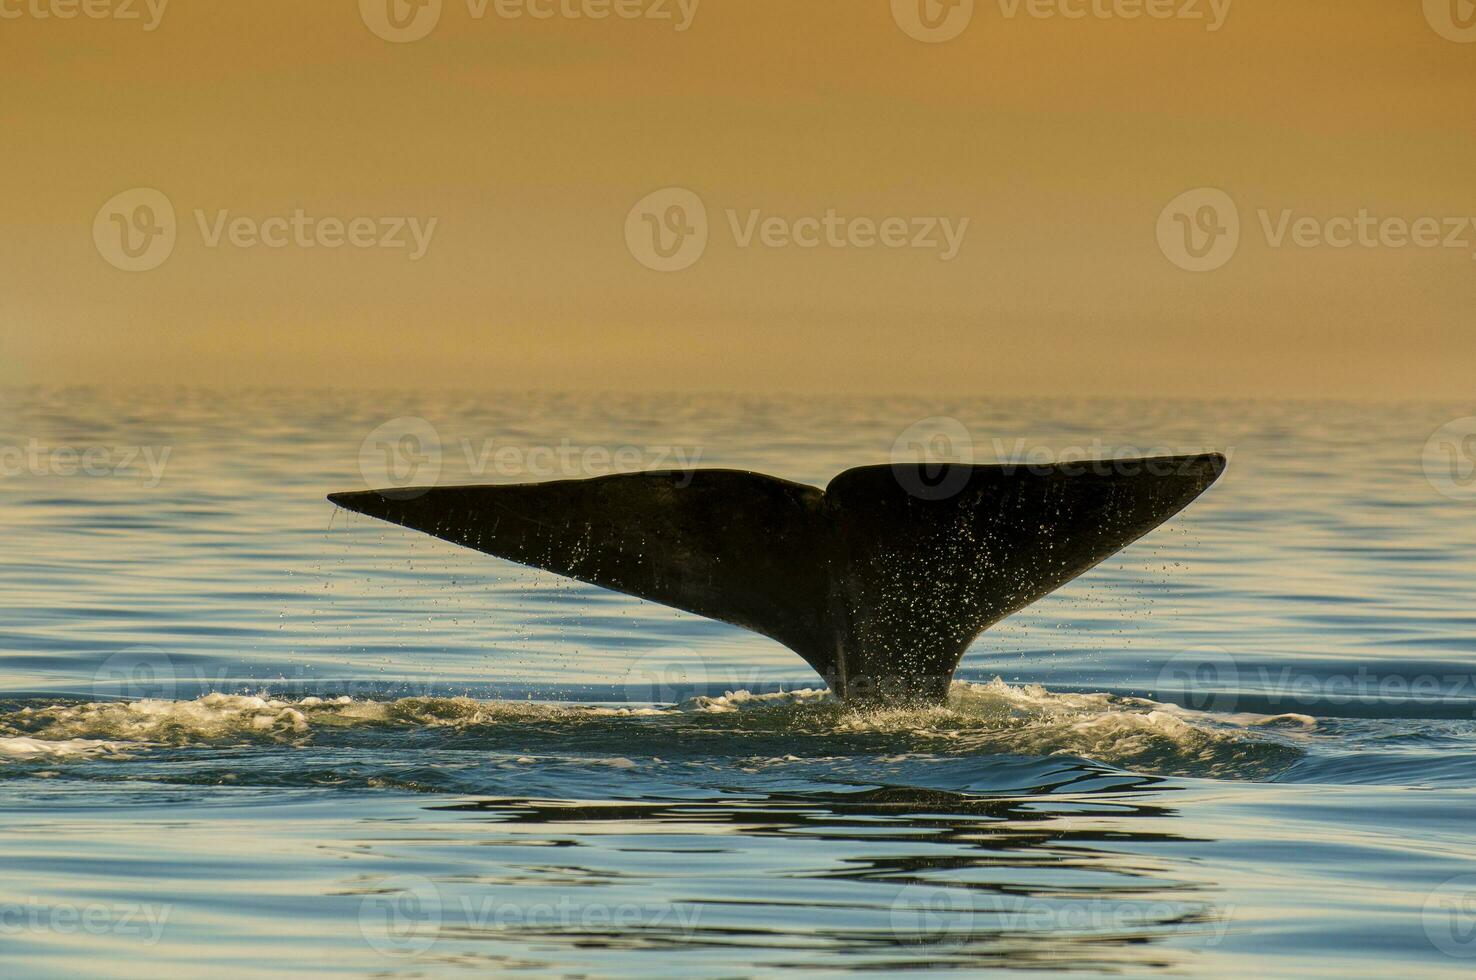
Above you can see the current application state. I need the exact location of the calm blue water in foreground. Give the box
[3,387,1476,977]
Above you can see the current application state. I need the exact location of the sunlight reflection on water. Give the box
[3,388,1476,976]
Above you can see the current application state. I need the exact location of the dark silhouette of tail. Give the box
[329,455,1225,703]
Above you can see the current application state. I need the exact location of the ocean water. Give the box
[3,387,1476,978]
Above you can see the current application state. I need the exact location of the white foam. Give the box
[0,681,1306,777]
[0,736,129,761]
[675,688,830,713]
[3,691,671,745]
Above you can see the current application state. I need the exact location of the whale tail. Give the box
[328,455,1225,702]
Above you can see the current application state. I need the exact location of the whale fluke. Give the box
[329,456,1225,703]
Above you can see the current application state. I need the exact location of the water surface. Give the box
[3,388,1475,977]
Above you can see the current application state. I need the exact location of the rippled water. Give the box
[3,387,1476,977]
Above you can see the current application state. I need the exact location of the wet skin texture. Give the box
[329,456,1225,703]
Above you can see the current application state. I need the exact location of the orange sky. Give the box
[3,0,1473,397]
